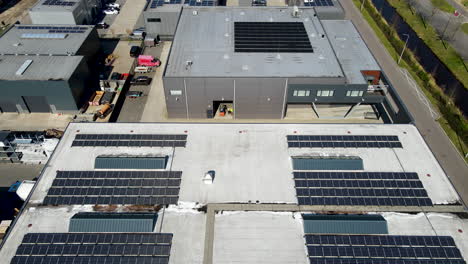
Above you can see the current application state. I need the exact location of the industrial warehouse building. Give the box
[29,0,104,25]
[143,0,217,40]
[0,25,99,113]
[0,123,466,264]
[163,7,407,121]
[232,0,345,20]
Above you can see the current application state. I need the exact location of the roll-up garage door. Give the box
[0,101,18,112]
[22,96,51,113]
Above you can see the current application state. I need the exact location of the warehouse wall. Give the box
[0,80,80,113]
[144,10,181,40]
[77,28,101,61]
[163,77,287,119]
[68,58,93,108]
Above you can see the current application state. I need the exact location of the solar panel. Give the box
[42,0,76,6]
[304,0,334,6]
[12,233,173,264]
[234,22,313,53]
[304,234,465,264]
[72,134,187,148]
[294,171,432,207]
[287,135,402,148]
[43,171,182,205]
[150,0,182,8]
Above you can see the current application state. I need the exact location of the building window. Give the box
[170,90,182,96]
[147,18,161,22]
[293,90,310,97]
[346,90,364,97]
[317,90,334,97]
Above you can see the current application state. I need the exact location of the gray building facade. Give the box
[0,25,100,113]
[0,56,90,113]
[29,0,103,25]
[163,7,388,119]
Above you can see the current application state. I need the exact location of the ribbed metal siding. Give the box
[69,213,157,232]
[303,214,388,234]
[95,157,168,169]
[292,157,363,170]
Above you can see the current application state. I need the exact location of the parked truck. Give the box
[138,55,161,67]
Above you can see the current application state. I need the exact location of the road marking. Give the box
[399,67,440,119]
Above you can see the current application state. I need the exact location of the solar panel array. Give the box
[17,26,88,31]
[71,134,187,147]
[305,234,466,264]
[43,171,182,205]
[294,172,433,207]
[287,135,403,148]
[150,0,182,8]
[185,0,215,6]
[43,0,76,6]
[304,0,334,6]
[12,233,173,264]
[234,22,313,53]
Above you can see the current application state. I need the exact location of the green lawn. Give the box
[387,0,468,89]
[462,23,468,34]
[431,0,456,13]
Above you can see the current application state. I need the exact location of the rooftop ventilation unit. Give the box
[292,6,300,17]
[185,60,193,70]
[16,60,33,76]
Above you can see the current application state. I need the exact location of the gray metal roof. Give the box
[95,156,168,169]
[69,213,158,232]
[164,7,345,78]
[0,55,83,81]
[321,20,381,84]
[303,214,388,234]
[0,25,94,56]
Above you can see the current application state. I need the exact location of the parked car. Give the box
[103,9,119,15]
[130,27,146,39]
[129,46,141,58]
[96,22,109,29]
[106,2,120,8]
[130,76,152,85]
[126,91,144,98]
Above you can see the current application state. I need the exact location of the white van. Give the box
[134,66,151,73]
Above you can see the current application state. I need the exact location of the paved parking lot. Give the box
[0,164,44,187]
[107,0,147,36]
[117,43,167,122]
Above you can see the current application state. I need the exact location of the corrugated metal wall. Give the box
[95,156,168,169]
[69,213,158,232]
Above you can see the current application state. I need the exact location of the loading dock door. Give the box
[0,101,18,113]
[22,96,51,113]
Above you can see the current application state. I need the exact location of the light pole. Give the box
[360,0,366,11]
[398,34,410,65]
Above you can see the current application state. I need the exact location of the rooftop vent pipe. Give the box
[292,6,300,17]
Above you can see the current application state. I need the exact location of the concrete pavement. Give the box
[338,0,468,205]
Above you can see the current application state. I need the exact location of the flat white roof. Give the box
[212,211,468,264]
[0,123,463,263]
[27,123,461,205]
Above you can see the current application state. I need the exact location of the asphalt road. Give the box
[338,0,468,206]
